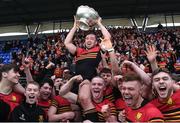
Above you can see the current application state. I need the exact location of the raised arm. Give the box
[64,16,79,55]
[13,58,34,94]
[23,58,34,83]
[145,45,158,72]
[108,49,120,75]
[59,75,83,96]
[97,17,111,40]
[100,38,120,76]
[121,60,151,86]
[120,60,153,99]
[97,17,119,76]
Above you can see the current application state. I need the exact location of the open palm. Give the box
[145,45,158,63]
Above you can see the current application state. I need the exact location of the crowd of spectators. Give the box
[1,26,180,83]
[0,23,180,122]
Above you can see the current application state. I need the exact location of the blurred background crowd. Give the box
[0,27,180,84]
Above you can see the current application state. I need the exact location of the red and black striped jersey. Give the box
[38,99,51,115]
[104,85,122,103]
[51,96,72,114]
[151,90,180,122]
[92,98,117,122]
[104,85,114,102]
[75,46,101,80]
[125,100,164,122]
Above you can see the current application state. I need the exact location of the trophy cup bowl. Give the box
[76,5,99,31]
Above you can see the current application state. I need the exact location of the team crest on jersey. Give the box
[136,112,142,121]
[48,100,51,104]
[38,115,44,122]
[19,114,26,121]
[167,98,173,105]
[12,95,17,102]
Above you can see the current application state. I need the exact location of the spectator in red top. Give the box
[120,72,164,122]
[151,69,180,122]
[54,64,63,78]
[38,77,54,115]
[0,64,23,111]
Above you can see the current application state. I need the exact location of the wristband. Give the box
[107,48,114,52]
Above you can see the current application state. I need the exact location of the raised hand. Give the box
[73,16,80,29]
[96,17,102,26]
[79,79,90,88]
[22,57,31,70]
[145,45,158,63]
[71,75,83,82]
[120,60,133,69]
[113,75,123,82]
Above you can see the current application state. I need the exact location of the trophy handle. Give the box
[79,18,90,31]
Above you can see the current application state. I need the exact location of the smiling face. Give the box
[25,83,39,104]
[3,68,20,84]
[121,80,142,109]
[90,77,106,102]
[39,83,52,100]
[85,34,97,49]
[152,72,174,100]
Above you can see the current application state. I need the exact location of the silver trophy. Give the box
[76,5,99,31]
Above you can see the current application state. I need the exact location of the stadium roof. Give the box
[0,0,180,26]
